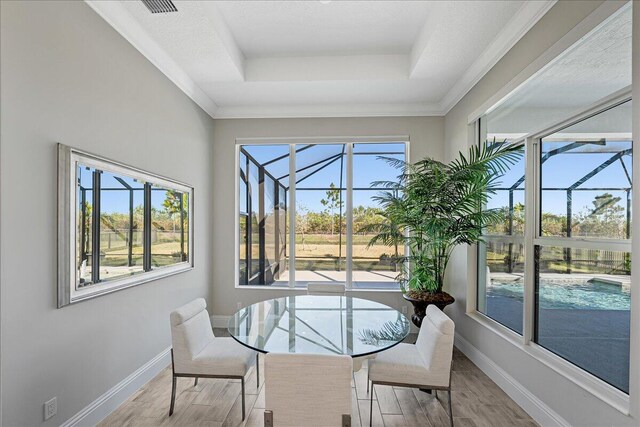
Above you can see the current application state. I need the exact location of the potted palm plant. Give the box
[371,140,522,327]
[358,209,404,272]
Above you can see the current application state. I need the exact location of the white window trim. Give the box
[234,136,410,291]
[466,311,631,414]
[471,88,633,413]
[57,144,194,307]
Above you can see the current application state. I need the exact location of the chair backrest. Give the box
[170,298,215,364]
[264,353,352,426]
[415,305,455,387]
[307,282,346,296]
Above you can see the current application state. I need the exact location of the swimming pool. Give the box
[488,278,630,310]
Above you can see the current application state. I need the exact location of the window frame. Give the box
[57,144,194,307]
[233,136,410,292]
[471,88,633,411]
[475,133,526,335]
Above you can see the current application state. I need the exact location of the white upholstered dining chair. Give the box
[368,305,455,427]
[169,298,258,421]
[307,282,346,296]
[264,353,352,426]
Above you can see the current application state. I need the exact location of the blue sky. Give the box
[488,140,632,216]
[80,140,632,218]
[78,167,177,214]
[243,143,405,212]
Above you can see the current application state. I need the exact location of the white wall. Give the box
[485,103,633,135]
[0,1,215,425]
[444,1,638,426]
[211,116,444,317]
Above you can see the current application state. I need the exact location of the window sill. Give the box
[465,311,630,415]
[67,263,193,305]
[235,284,402,293]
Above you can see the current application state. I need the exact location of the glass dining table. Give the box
[228,295,410,357]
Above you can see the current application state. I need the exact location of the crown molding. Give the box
[212,103,444,119]
[84,0,219,118]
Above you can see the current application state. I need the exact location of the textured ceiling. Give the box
[486,4,632,134]
[214,1,432,58]
[91,0,558,118]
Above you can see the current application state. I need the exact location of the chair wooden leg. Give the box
[241,378,246,421]
[169,375,177,416]
[256,354,260,389]
[194,377,198,387]
[448,390,454,427]
[369,383,374,427]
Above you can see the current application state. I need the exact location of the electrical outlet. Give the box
[401,305,408,315]
[44,397,57,421]
[237,302,242,310]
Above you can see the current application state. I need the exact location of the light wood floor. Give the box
[99,330,537,427]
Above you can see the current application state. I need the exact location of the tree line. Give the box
[485,193,629,239]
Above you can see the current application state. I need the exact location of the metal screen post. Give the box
[338,145,345,271]
[91,170,101,284]
[80,188,87,265]
[246,155,252,286]
[346,143,353,289]
[259,166,266,285]
[274,185,280,279]
[128,188,134,267]
[179,192,185,261]
[288,145,296,288]
[143,183,152,271]
[566,189,572,273]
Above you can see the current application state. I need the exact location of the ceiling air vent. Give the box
[141,0,178,14]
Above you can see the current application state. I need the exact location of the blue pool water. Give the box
[489,280,630,310]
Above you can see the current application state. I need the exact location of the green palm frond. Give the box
[358,320,408,346]
[364,139,523,293]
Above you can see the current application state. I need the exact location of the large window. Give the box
[476,2,632,396]
[58,145,193,306]
[239,144,289,286]
[237,141,407,289]
[476,132,526,334]
[534,100,632,393]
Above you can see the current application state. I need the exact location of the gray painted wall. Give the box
[1,0,636,425]
[211,117,444,317]
[0,2,215,425]
[444,1,638,425]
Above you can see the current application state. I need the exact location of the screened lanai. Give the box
[238,142,406,288]
[77,166,190,286]
[482,136,632,275]
[476,93,633,392]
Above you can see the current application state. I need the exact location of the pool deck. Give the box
[490,272,631,292]
[484,294,630,393]
[272,270,399,289]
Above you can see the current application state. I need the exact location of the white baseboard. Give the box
[454,334,569,427]
[61,347,171,427]
[211,314,231,329]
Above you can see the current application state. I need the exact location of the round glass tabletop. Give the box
[228,295,410,357]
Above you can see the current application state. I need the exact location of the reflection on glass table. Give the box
[228,295,410,357]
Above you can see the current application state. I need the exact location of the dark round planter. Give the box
[403,291,455,327]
